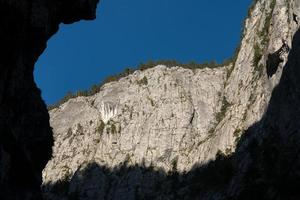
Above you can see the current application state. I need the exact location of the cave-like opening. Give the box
[34,0,252,106]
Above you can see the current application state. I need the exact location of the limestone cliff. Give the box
[0,0,99,199]
[43,0,300,199]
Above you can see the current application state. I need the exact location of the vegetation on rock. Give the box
[47,59,234,110]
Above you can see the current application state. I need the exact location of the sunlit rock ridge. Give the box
[43,0,300,199]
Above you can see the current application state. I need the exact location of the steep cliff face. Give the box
[46,66,228,174]
[227,9,300,200]
[0,0,99,199]
[43,0,300,199]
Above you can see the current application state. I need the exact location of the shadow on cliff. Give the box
[227,27,300,200]
[43,153,234,200]
[43,28,300,200]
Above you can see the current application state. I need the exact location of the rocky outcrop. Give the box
[43,0,300,199]
[0,0,99,199]
[46,66,228,173]
[227,21,300,200]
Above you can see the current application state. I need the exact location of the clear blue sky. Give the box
[34,0,252,105]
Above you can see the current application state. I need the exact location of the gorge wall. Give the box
[0,0,99,199]
[43,0,300,199]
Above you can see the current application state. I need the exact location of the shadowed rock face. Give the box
[0,0,99,199]
[225,26,300,200]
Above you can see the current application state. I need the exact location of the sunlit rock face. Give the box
[99,102,118,123]
[43,0,300,199]
[45,65,227,174]
[0,0,99,199]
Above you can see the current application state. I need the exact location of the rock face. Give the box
[43,0,300,199]
[0,0,99,199]
[47,66,228,173]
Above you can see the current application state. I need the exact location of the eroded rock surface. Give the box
[0,0,99,199]
[43,0,300,199]
[47,66,228,173]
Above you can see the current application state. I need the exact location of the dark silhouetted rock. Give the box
[0,0,99,199]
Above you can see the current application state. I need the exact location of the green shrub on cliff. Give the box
[48,59,233,110]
